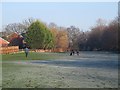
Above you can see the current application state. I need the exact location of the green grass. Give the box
[2,52,65,60]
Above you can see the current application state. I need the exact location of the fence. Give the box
[30,49,52,52]
[30,48,67,53]
[52,48,64,52]
[0,46,19,54]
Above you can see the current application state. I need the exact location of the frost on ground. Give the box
[2,52,118,88]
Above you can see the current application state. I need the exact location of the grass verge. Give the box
[2,52,65,60]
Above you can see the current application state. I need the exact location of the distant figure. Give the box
[70,52,72,56]
[70,50,75,56]
[76,50,79,56]
[24,47,29,57]
[72,50,75,55]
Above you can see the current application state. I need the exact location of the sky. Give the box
[0,1,119,31]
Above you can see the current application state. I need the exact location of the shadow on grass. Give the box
[31,59,118,70]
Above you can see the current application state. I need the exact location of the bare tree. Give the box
[4,23,27,35]
[67,26,80,50]
[48,22,58,29]
[22,17,35,28]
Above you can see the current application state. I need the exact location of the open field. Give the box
[2,51,119,88]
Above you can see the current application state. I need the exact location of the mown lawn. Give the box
[2,52,67,60]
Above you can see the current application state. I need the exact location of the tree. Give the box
[86,18,118,51]
[25,20,54,49]
[56,30,69,49]
[101,18,118,51]
[49,25,69,51]
[78,31,88,50]
[22,18,35,28]
[48,22,58,29]
[43,30,55,49]
[85,19,106,50]
[4,23,27,35]
[67,26,80,50]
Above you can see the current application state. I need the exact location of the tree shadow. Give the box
[31,59,118,70]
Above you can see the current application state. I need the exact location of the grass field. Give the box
[2,52,68,60]
[1,51,119,88]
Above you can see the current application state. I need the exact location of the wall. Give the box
[0,46,19,54]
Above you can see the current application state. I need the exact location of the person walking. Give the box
[24,47,29,57]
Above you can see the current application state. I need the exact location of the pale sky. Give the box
[0,0,119,31]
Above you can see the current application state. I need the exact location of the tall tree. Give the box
[67,26,80,50]
[25,20,54,49]
[86,18,118,51]
[50,25,69,50]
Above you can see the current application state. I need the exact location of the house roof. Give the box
[8,32,23,42]
[0,37,9,45]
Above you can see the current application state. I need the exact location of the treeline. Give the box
[1,17,119,52]
[78,18,118,51]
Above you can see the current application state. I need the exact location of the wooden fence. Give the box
[0,46,19,54]
[30,48,67,53]
[30,49,52,52]
[0,47,68,54]
[52,48,64,52]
